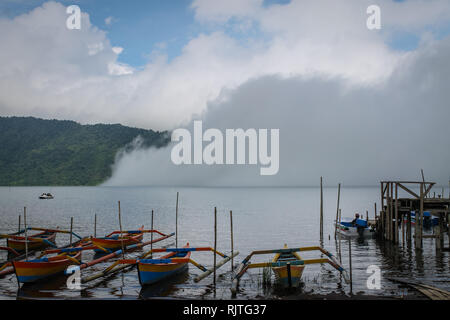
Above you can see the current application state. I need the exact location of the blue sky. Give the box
[4,0,446,68]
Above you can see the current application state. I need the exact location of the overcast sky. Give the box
[1,1,450,186]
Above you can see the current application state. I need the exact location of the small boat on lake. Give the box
[39,193,54,199]
[91,226,144,253]
[335,218,374,238]
[404,211,439,228]
[137,243,191,285]
[272,244,305,288]
[5,230,57,252]
[12,251,81,284]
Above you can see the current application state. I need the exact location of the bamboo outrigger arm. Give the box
[231,246,349,296]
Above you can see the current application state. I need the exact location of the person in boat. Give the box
[351,213,360,226]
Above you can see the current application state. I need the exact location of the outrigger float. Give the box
[231,245,349,296]
[82,243,239,286]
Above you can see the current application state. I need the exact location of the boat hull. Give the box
[7,232,57,251]
[92,233,143,252]
[335,223,374,238]
[272,265,304,287]
[13,252,81,284]
[137,244,191,286]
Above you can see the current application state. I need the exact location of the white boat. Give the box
[39,193,54,199]
[335,218,374,238]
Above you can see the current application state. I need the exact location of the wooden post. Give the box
[395,183,398,244]
[18,215,21,233]
[366,210,369,222]
[338,208,342,263]
[348,238,352,295]
[407,205,412,244]
[94,213,97,238]
[320,177,323,240]
[230,210,234,272]
[118,201,125,259]
[69,217,73,246]
[213,207,217,287]
[334,183,341,239]
[150,209,154,258]
[24,207,28,261]
[421,169,426,198]
[386,183,390,241]
[374,202,377,219]
[176,192,179,248]
[416,184,423,249]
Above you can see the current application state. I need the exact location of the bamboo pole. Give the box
[24,207,28,261]
[69,217,73,246]
[366,210,369,222]
[230,210,234,272]
[395,183,398,244]
[338,208,342,263]
[348,238,352,295]
[118,201,125,259]
[150,210,154,258]
[374,202,377,219]
[94,214,97,238]
[213,207,217,287]
[421,169,426,198]
[176,192,179,248]
[334,183,341,239]
[320,177,323,240]
[18,215,21,234]
[194,251,239,283]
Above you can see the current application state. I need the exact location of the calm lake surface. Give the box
[0,186,449,300]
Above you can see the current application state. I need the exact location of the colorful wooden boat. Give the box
[91,226,144,252]
[272,244,304,288]
[12,251,81,284]
[137,243,191,286]
[335,218,374,238]
[6,230,57,251]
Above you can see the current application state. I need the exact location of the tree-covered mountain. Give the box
[0,117,170,186]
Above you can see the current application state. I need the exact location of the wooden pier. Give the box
[378,181,450,249]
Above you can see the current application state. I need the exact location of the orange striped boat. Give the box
[7,230,56,252]
[91,226,144,253]
[12,251,81,283]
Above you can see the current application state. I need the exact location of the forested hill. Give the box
[0,116,170,186]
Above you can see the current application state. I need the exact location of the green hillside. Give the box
[0,117,170,186]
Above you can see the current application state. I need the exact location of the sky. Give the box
[0,0,450,186]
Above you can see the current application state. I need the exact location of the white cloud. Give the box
[0,0,449,134]
[104,16,114,26]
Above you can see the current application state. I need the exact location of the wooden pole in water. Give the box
[150,209,154,258]
[348,238,352,295]
[69,217,73,246]
[24,207,28,261]
[176,192,179,248]
[118,201,125,259]
[334,183,341,239]
[320,177,324,240]
[374,202,377,220]
[366,210,369,222]
[214,207,217,287]
[18,215,21,233]
[421,169,426,198]
[338,208,342,263]
[395,183,398,244]
[94,213,97,238]
[230,210,234,272]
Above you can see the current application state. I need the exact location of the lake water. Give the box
[0,186,449,300]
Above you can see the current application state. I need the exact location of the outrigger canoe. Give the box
[137,243,191,285]
[6,230,56,252]
[12,251,81,284]
[272,244,305,288]
[91,226,144,252]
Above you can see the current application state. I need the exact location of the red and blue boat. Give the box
[12,251,81,284]
[137,243,191,285]
[91,226,144,253]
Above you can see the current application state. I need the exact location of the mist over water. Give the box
[105,37,450,187]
